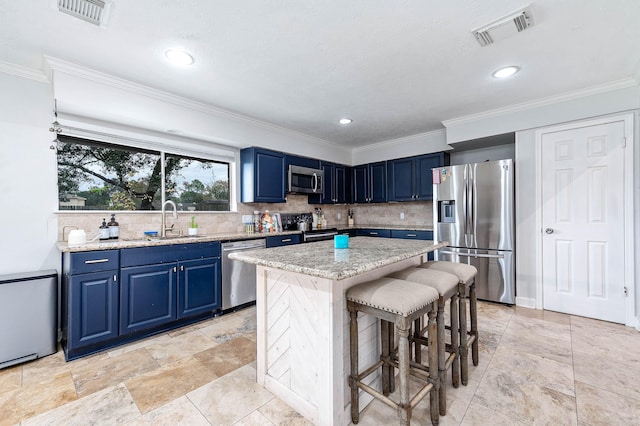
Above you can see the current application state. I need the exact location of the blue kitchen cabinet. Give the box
[353,161,387,203]
[240,147,286,203]
[178,257,221,318]
[62,249,120,360]
[120,263,177,335]
[387,153,449,201]
[391,229,435,260]
[309,162,351,204]
[266,234,302,247]
[356,229,392,238]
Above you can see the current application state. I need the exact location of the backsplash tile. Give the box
[56,195,433,241]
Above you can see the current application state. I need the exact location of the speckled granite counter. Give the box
[56,230,301,252]
[233,236,446,425]
[334,224,433,231]
[229,236,446,281]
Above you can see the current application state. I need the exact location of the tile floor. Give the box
[1,302,639,425]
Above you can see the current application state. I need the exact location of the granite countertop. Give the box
[56,230,301,252]
[229,236,447,281]
[335,224,434,231]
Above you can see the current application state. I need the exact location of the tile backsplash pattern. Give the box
[57,194,433,241]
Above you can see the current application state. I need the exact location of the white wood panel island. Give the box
[229,236,447,425]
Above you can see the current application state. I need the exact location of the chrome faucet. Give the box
[161,200,178,237]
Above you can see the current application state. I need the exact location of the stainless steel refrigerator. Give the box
[433,159,515,304]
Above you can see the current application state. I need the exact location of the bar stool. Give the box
[347,277,440,426]
[388,268,460,415]
[419,261,478,385]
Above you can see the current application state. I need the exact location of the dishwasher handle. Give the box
[222,241,266,251]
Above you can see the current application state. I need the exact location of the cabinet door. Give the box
[68,271,118,350]
[356,229,391,238]
[369,161,388,203]
[240,148,285,203]
[335,165,349,204]
[178,257,221,319]
[120,264,177,335]
[387,158,415,201]
[352,165,369,203]
[321,162,336,203]
[415,154,444,200]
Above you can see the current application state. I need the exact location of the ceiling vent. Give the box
[472,6,534,47]
[57,0,106,26]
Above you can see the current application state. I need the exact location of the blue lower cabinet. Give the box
[390,229,435,260]
[178,257,221,318]
[68,270,119,351]
[356,229,391,238]
[120,263,177,335]
[266,234,302,247]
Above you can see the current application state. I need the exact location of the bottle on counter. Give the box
[99,218,110,241]
[107,213,119,239]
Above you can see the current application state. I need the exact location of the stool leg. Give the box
[458,283,469,386]
[396,319,411,425]
[427,307,440,426]
[450,293,460,388]
[436,297,446,415]
[469,282,479,366]
[388,321,396,394]
[414,317,422,364]
[349,309,360,424]
[381,319,390,396]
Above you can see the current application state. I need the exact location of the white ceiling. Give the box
[1,1,639,148]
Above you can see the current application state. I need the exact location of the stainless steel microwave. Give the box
[287,165,323,194]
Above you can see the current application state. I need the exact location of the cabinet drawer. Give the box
[356,229,391,238]
[390,230,433,240]
[121,241,221,267]
[266,234,301,248]
[69,250,119,275]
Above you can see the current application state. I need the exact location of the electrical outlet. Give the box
[337,213,341,219]
[400,212,405,220]
[242,215,252,223]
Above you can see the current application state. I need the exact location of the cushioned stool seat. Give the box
[347,277,440,425]
[419,261,479,385]
[388,268,460,415]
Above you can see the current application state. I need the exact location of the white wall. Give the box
[449,143,515,166]
[0,73,59,275]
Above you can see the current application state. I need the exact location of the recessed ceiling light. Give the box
[165,49,194,66]
[492,66,520,78]
[339,118,353,125]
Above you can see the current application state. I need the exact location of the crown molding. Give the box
[352,128,447,154]
[44,56,345,152]
[442,77,639,128]
[0,60,49,83]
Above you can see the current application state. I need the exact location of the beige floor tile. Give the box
[199,314,257,343]
[144,329,218,366]
[106,332,173,357]
[575,380,640,425]
[187,364,275,425]
[460,401,529,426]
[0,363,22,394]
[234,409,276,425]
[125,355,218,414]
[499,323,573,365]
[21,383,140,426]
[194,336,256,377]
[513,305,572,325]
[572,347,640,401]
[0,371,77,426]
[127,395,210,425]
[258,397,314,425]
[71,348,160,397]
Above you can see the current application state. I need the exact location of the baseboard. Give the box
[515,296,536,309]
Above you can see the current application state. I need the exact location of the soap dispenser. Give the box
[99,218,110,241]
[107,213,119,239]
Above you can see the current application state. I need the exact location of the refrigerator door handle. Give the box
[469,173,475,246]
[438,250,505,259]
[463,164,470,246]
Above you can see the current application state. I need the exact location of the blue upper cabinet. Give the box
[241,147,286,203]
[388,152,449,201]
[309,161,351,204]
[353,161,387,203]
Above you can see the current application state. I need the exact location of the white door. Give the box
[541,120,626,323]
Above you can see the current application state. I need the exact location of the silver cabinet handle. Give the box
[407,234,417,237]
[545,228,554,234]
[282,238,292,242]
[173,266,177,273]
[370,232,378,235]
[113,274,117,281]
[84,259,109,264]
[180,265,184,271]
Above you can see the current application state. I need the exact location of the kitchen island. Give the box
[229,236,447,425]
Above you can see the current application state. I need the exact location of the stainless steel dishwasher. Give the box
[221,238,266,310]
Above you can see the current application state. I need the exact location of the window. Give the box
[57,136,230,211]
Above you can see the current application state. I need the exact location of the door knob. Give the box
[545,228,554,234]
